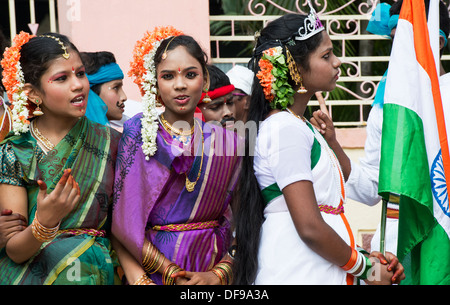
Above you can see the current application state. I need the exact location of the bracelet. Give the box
[210,260,233,285]
[133,273,154,285]
[340,247,358,271]
[142,242,165,274]
[162,263,183,285]
[31,212,60,243]
[355,255,373,280]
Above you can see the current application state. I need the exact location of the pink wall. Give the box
[57,0,211,102]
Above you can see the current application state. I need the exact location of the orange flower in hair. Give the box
[129,26,183,96]
[128,26,183,159]
[1,31,35,134]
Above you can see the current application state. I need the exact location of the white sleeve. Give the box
[264,119,314,190]
[345,105,383,206]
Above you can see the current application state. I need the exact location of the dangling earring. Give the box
[286,47,307,94]
[297,78,307,94]
[33,99,44,116]
[202,69,211,103]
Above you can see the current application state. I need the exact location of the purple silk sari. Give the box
[112,114,241,284]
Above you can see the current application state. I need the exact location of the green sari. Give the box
[0,117,121,285]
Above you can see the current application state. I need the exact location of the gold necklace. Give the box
[286,107,306,121]
[31,120,55,152]
[160,113,194,136]
[185,120,204,192]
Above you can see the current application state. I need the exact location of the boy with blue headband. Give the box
[81,51,128,126]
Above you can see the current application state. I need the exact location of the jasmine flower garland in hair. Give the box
[128,26,183,160]
[256,46,295,110]
[140,40,161,160]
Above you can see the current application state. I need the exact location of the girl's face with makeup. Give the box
[299,31,341,93]
[156,45,205,121]
[37,50,89,120]
[99,79,127,121]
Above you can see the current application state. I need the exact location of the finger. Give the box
[1,209,12,216]
[36,180,48,202]
[312,111,327,130]
[172,270,187,279]
[60,175,75,200]
[66,183,81,208]
[387,256,399,272]
[58,168,71,185]
[315,92,330,116]
[376,253,388,265]
[309,117,320,130]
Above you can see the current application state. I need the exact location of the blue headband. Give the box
[388,15,399,32]
[85,63,124,126]
[86,63,124,87]
[366,3,392,37]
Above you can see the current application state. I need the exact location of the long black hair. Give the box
[232,13,324,285]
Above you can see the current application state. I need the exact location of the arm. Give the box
[111,235,155,285]
[0,209,27,249]
[310,100,383,205]
[0,169,80,263]
[310,110,351,181]
[283,180,352,266]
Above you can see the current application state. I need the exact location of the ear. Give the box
[243,96,250,110]
[23,83,43,105]
[439,36,446,51]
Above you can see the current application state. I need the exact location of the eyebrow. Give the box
[160,66,199,74]
[50,64,85,77]
[321,47,333,54]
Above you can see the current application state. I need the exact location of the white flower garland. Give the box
[140,40,162,160]
[11,62,31,135]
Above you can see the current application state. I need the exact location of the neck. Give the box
[162,110,195,128]
[288,91,314,117]
[34,115,79,144]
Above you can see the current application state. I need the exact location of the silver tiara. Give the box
[294,0,325,41]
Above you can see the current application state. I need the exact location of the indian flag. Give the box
[379,0,450,284]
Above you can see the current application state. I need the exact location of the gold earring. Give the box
[202,70,211,103]
[286,48,307,94]
[33,99,44,116]
[297,78,307,94]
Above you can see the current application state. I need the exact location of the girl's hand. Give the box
[0,209,27,248]
[370,251,405,284]
[36,168,81,227]
[310,93,337,144]
[171,270,222,285]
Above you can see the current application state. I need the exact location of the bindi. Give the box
[72,67,76,74]
[178,67,181,74]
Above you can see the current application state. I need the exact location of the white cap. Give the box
[226,65,254,96]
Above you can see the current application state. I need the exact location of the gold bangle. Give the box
[142,243,165,274]
[162,263,183,285]
[210,260,233,285]
[133,273,154,285]
[31,212,60,242]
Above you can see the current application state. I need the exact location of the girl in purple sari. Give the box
[111,27,241,285]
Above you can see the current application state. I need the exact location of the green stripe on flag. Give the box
[379,103,439,284]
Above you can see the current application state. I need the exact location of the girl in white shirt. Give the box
[232,11,405,285]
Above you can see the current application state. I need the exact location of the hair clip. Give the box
[40,35,70,59]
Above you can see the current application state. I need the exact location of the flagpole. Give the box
[380,198,387,255]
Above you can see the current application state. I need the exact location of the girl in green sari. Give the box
[0,32,121,284]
